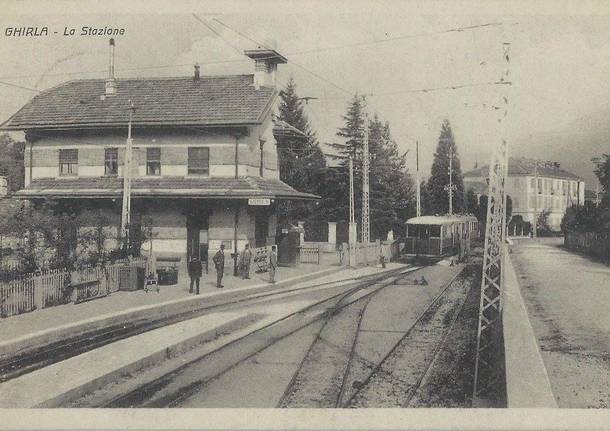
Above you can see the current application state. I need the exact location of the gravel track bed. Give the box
[347,275,470,407]
[407,270,481,407]
[279,298,370,407]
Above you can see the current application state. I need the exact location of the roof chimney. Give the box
[105,38,117,96]
[244,42,287,90]
[194,63,200,80]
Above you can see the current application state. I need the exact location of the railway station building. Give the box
[0,45,317,273]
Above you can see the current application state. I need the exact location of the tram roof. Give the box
[405,215,478,225]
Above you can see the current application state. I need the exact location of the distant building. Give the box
[463,157,585,231]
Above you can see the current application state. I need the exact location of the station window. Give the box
[59,149,78,176]
[104,148,118,175]
[146,147,161,176]
[188,147,209,176]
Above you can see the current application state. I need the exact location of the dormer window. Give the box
[188,147,209,176]
[59,149,78,176]
[147,147,161,176]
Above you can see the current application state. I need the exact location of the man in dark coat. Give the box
[213,244,225,288]
[188,256,203,294]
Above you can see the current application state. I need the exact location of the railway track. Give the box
[0,266,412,383]
[274,266,467,408]
[88,263,468,408]
[345,267,471,407]
[92,266,420,408]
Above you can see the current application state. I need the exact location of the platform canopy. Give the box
[15,176,319,200]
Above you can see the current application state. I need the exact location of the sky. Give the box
[1,1,609,188]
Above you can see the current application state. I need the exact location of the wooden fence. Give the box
[0,257,148,318]
[340,240,393,267]
[565,232,610,260]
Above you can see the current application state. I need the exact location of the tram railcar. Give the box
[404,215,479,256]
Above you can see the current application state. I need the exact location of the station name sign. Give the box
[248,198,271,206]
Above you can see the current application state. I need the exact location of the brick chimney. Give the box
[244,41,287,90]
[194,63,200,81]
[105,38,117,96]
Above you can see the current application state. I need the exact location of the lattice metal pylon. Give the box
[361,112,370,244]
[473,41,511,404]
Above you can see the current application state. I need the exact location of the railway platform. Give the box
[0,262,344,351]
[0,262,413,408]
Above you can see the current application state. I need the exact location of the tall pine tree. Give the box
[425,119,466,215]
[325,95,414,240]
[275,77,327,236]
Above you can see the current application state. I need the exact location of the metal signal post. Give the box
[473,41,511,404]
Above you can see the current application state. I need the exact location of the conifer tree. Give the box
[275,77,327,236]
[425,119,465,214]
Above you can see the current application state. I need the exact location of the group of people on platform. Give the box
[187,243,278,295]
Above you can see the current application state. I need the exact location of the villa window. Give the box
[59,149,78,176]
[104,148,118,175]
[146,147,161,176]
[188,147,209,176]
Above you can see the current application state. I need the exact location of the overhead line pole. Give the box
[348,155,357,267]
[473,41,511,405]
[362,111,370,244]
[416,140,421,217]
[533,160,538,238]
[449,145,453,215]
[121,100,135,246]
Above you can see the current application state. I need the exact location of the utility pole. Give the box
[348,155,357,267]
[473,41,511,404]
[444,142,457,215]
[362,112,370,244]
[121,100,136,245]
[449,145,453,215]
[416,141,421,217]
[533,159,538,238]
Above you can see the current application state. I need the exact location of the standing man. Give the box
[188,255,202,295]
[241,244,253,279]
[269,245,278,283]
[213,244,225,288]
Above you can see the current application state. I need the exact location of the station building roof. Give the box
[0,75,277,131]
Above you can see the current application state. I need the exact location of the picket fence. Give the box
[0,257,147,318]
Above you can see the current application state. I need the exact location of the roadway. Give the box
[510,241,610,408]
